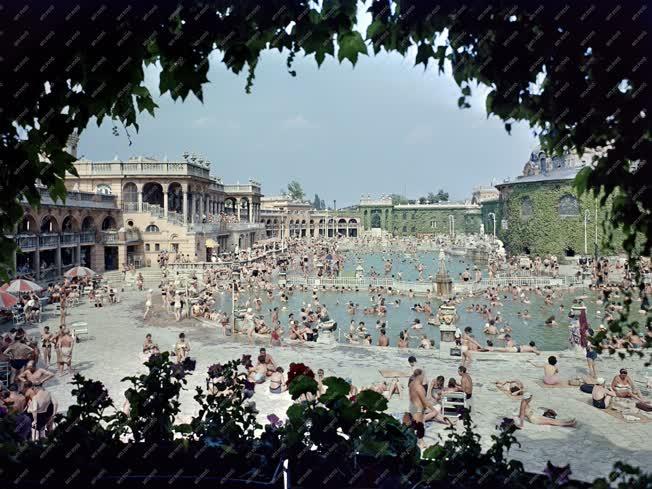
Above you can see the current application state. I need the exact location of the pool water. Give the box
[340,250,478,282]
[209,252,612,351]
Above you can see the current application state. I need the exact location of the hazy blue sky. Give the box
[79,43,537,207]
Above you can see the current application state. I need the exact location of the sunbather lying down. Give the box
[515,392,576,429]
[495,379,524,396]
[368,378,402,399]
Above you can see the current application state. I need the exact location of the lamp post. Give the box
[584,210,590,255]
[594,200,599,261]
[488,212,496,239]
[231,267,241,336]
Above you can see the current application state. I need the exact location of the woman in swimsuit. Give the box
[269,367,286,394]
[40,326,53,366]
[611,368,643,400]
[269,325,282,347]
[592,378,615,409]
[543,356,561,385]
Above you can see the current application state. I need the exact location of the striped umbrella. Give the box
[5,279,43,294]
[0,291,18,309]
[64,266,96,278]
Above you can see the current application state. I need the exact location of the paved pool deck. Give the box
[11,287,652,482]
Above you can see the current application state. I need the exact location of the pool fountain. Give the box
[435,250,453,297]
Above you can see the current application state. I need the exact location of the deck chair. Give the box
[441,391,468,417]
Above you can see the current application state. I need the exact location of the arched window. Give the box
[145,224,160,233]
[96,184,112,195]
[559,195,580,217]
[520,197,533,221]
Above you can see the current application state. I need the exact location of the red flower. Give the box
[286,362,314,385]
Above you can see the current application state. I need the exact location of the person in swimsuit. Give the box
[458,366,473,399]
[17,361,54,386]
[408,369,453,430]
[40,326,53,366]
[270,326,282,347]
[24,382,57,440]
[586,337,599,380]
[516,392,576,428]
[174,333,190,364]
[495,380,524,397]
[143,289,153,319]
[428,376,446,403]
[269,367,286,393]
[249,355,268,384]
[55,327,74,375]
[611,368,643,401]
[543,356,561,385]
[142,333,160,359]
[592,378,616,409]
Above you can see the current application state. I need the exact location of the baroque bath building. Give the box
[494,148,622,257]
[11,141,265,279]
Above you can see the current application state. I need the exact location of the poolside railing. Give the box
[284,274,575,294]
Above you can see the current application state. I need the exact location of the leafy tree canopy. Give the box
[390,194,409,205]
[313,193,322,209]
[286,180,306,201]
[1,0,650,278]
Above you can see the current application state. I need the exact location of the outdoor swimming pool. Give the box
[209,252,609,351]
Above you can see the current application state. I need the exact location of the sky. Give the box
[79,14,537,207]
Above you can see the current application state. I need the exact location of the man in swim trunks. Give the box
[3,338,34,383]
[408,356,429,397]
[259,348,276,376]
[458,366,473,400]
[408,369,453,430]
[17,361,54,387]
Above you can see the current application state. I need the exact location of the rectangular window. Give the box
[431,220,437,228]
[155,243,160,251]
[145,244,150,251]
[171,243,179,253]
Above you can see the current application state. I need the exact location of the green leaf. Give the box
[415,43,435,68]
[354,390,388,412]
[318,377,351,403]
[366,19,385,40]
[337,31,367,65]
[288,375,318,400]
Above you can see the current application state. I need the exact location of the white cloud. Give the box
[281,114,317,129]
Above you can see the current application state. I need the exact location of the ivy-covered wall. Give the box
[497,180,626,257]
[480,199,501,236]
[360,205,481,235]
[392,208,481,236]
